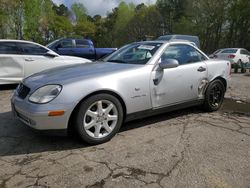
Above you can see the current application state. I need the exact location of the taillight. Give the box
[228,54,235,59]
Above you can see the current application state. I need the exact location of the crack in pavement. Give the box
[197,119,250,137]
[84,121,191,188]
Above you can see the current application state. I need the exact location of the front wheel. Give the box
[75,94,123,144]
[202,80,225,112]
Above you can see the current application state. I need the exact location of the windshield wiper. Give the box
[108,60,127,64]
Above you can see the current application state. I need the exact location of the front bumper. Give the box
[11,91,74,131]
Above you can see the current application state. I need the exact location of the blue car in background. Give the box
[47,38,117,60]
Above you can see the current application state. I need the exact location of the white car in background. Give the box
[0,40,91,85]
[214,48,250,72]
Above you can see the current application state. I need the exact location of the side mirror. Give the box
[159,58,179,69]
[44,51,59,58]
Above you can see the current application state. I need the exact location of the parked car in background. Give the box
[47,38,117,60]
[0,40,91,85]
[12,40,230,144]
[213,48,250,73]
[157,34,200,48]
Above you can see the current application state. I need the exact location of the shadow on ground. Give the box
[0,84,18,91]
[0,107,202,157]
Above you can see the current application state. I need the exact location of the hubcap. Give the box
[209,85,223,107]
[83,100,118,139]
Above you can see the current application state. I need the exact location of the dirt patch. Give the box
[221,99,250,115]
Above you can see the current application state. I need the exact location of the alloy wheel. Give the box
[209,84,223,107]
[83,100,118,139]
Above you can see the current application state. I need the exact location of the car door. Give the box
[54,39,74,56]
[17,42,57,78]
[0,42,24,84]
[72,39,95,59]
[151,44,208,108]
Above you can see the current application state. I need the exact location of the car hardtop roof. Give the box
[136,40,198,48]
[0,39,39,44]
[159,34,198,38]
[58,38,92,41]
[135,40,196,45]
[0,39,50,48]
[0,39,55,52]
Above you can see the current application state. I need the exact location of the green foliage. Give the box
[71,3,87,22]
[23,0,42,42]
[71,3,96,38]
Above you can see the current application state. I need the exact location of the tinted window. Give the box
[18,43,48,55]
[0,42,20,54]
[221,49,237,54]
[76,40,90,48]
[161,44,207,65]
[60,40,73,48]
[240,49,249,55]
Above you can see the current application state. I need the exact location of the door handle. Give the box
[25,58,34,62]
[197,66,206,72]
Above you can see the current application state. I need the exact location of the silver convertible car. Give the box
[12,41,231,144]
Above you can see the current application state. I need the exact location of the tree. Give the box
[227,0,250,48]
[71,3,96,38]
[188,0,231,52]
[113,2,135,46]
[52,4,70,17]
[23,0,42,42]
[156,0,188,34]
[126,5,163,41]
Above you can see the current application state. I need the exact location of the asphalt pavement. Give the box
[0,73,249,188]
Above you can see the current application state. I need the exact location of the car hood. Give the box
[56,55,91,63]
[23,62,142,88]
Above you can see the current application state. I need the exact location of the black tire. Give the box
[234,63,239,73]
[241,68,246,73]
[202,80,225,112]
[234,66,238,73]
[75,94,123,145]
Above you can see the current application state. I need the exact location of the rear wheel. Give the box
[234,61,240,73]
[202,80,225,112]
[75,94,123,144]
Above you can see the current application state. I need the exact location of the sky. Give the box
[52,0,157,16]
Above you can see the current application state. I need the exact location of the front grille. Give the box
[17,83,30,99]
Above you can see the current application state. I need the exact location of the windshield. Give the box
[46,39,60,48]
[104,42,162,65]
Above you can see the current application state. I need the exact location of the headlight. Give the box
[29,85,62,104]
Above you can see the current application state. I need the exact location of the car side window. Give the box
[76,40,90,48]
[240,49,249,55]
[18,43,48,55]
[60,40,73,48]
[161,44,207,65]
[0,42,20,54]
